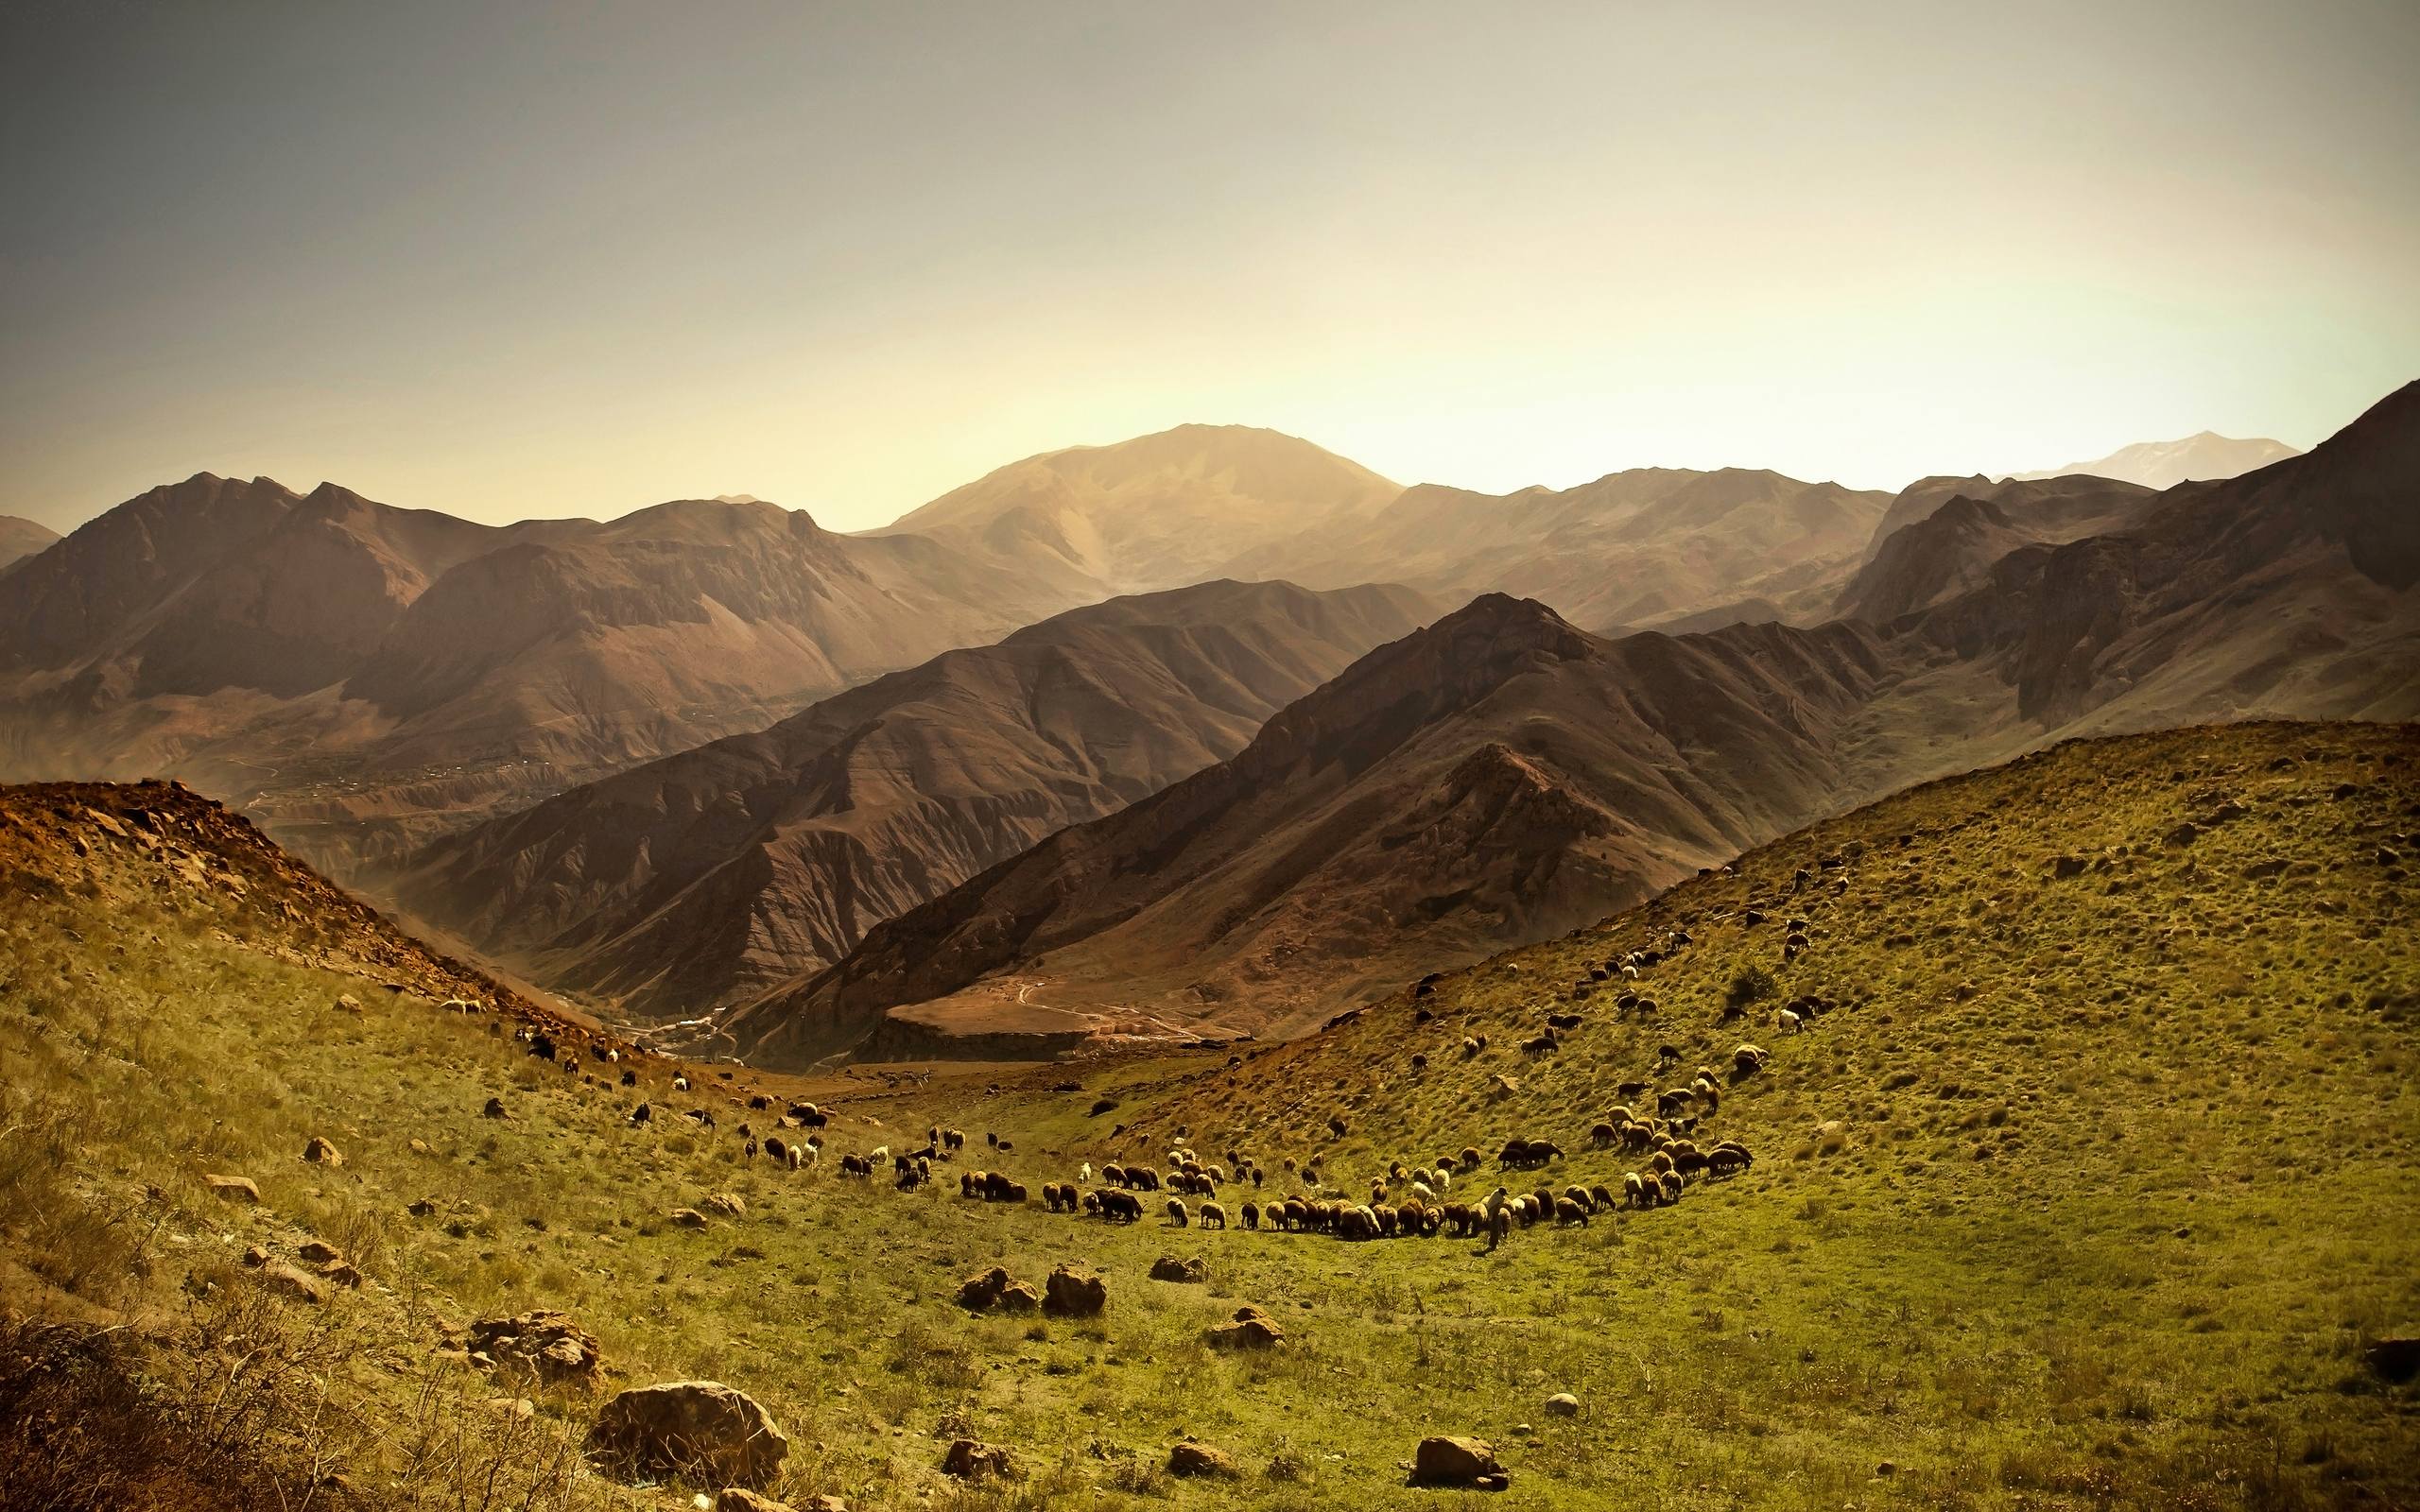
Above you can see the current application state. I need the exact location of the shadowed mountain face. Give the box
[1217,467,1893,634]
[0,516,60,573]
[2008,431,2302,490]
[0,478,1094,872]
[728,381,2419,1064]
[382,579,1440,1022]
[879,424,1403,595]
[1840,474,2157,623]
[729,594,1900,1062]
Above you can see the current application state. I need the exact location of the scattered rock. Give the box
[2163,822,2199,848]
[956,1266,1011,1311]
[669,1208,710,1228]
[1149,1255,1208,1284]
[483,1396,535,1420]
[322,1263,364,1289]
[1876,1461,1898,1477]
[483,1097,509,1119]
[1208,1305,1286,1349]
[702,1193,746,1219]
[2049,855,2089,879]
[302,1136,343,1167]
[470,1310,606,1390]
[297,1239,344,1265]
[587,1381,789,1488]
[407,1197,439,1216]
[1488,1074,1520,1097]
[203,1174,260,1203]
[1043,1265,1106,1317]
[1168,1440,1239,1479]
[1411,1435,1507,1488]
[332,993,363,1014]
[1544,1392,1580,1417]
[942,1438,1016,1481]
[408,1139,432,1156]
[256,1262,329,1305]
[715,1490,793,1512]
[997,1281,1040,1313]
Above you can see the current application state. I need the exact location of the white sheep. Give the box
[1079,1160,1093,1182]
[1778,1008,1802,1034]
[869,1143,890,1163]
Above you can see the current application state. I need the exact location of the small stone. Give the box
[302,1136,343,1166]
[1167,1441,1239,1479]
[941,1438,1016,1481]
[203,1173,260,1203]
[1544,1392,1580,1417]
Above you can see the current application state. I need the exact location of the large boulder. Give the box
[1411,1435,1508,1488]
[1149,1255,1208,1284]
[587,1381,788,1487]
[2366,1334,2420,1383]
[1043,1265,1105,1317]
[942,1438,1016,1481]
[702,1192,746,1218]
[302,1136,343,1166]
[470,1310,606,1391]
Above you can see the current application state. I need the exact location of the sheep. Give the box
[1410,1179,1435,1205]
[1430,1166,1451,1194]
[943,1128,964,1153]
[1167,1196,1190,1227]
[1778,1008,1803,1034]
[1734,1044,1768,1075]
[1589,1120,1617,1147]
[1658,1170,1685,1204]
[672,1074,690,1092]
[1461,1036,1481,1057]
[1200,1200,1228,1229]
[1460,1146,1483,1171]
[628,1102,652,1125]
[839,1154,873,1177]
[1590,1183,1618,1211]
[1241,1200,1260,1230]
[1623,1172,1649,1208]
[1554,1196,1589,1227]
[868,1144,890,1164]
[1327,1115,1349,1139]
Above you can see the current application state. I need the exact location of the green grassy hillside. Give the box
[3,724,2414,1511]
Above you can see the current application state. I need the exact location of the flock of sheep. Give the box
[514,892,1847,1259]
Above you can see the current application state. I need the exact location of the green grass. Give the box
[3,722,2416,1509]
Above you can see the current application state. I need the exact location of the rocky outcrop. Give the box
[586,1381,788,1487]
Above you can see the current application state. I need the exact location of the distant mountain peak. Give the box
[2008,431,2301,490]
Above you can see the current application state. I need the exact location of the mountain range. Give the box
[381,578,1437,1021]
[712,380,2418,1062]
[0,477,1094,871]
[5,385,2410,1065]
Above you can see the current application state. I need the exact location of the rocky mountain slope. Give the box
[0,478,1093,874]
[1219,467,1893,633]
[736,381,2420,1061]
[730,594,1901,1062]
[1839,473,2157,622]
[877,423,1401,595]
[2008,429,2301,489]
[384,579,1438,1022]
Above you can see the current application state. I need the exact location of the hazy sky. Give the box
[5,1,2416,536]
